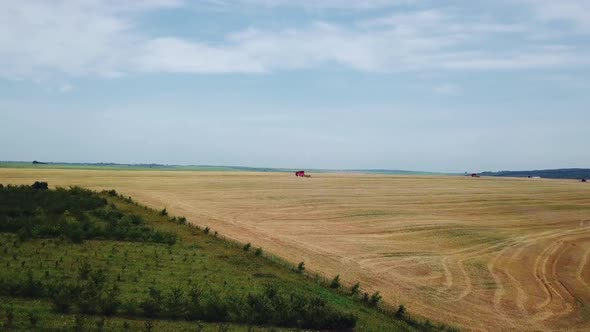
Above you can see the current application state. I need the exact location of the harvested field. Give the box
[2,168,590,331]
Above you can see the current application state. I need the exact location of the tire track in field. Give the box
[485,229,579,329]
[362,266,493,332]
[453,257,474,300]
[435,238,514,299]
[535,241,566,309]
[576,244,590,290]
[503,238,536,316]
[457,228,584,319]
[488,244,512,318]
[505,273,529,316]
[544,240,574,318]
[438,256,453,292]
[437,234,545,302]
[441,232,553,303]
[530,237,578,323]
[486,236,537,325]
[492,230,570,311]
[485,226,590,331]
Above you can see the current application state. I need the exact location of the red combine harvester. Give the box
[295,171,311,178]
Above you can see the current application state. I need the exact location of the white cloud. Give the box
[203,0,413,10]
[519,0,590,33]
[59,83,74,93]
[433,83,462,96]
[136,37,266,73]
[0,0,589,80]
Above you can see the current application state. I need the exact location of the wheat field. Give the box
[2,168,589,331]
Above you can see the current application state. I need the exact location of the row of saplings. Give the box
[0,263,356,330]
[0,184,177,245]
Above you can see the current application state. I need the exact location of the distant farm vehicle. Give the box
[464,172,480,177]
[295,171,311,178]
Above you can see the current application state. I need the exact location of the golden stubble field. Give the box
[2,168,590,331]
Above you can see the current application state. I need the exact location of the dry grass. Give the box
[2,168,590,331]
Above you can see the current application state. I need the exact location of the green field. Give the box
[0,184,449,331]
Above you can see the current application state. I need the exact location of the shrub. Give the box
[395,304,406,318]
[297,261,305,273]
[121,301,139,316]
[104,189,118,197]
[362,292,369,303]
[95,317,105,332]
[351,282,360,296]
[100,284,121,316]
[160,208,168,216]
[140,298,160,318]
[186,285,202,311]
[78,288,100,314]
[140,287,163,318]
[74,315,85,332]
[330,275,341,289]
[369,291,382,307]
[164,287,187,319]
[78,261,92,280]
[195,321,204,332]
[243,243,251,251]
[204,227,210,234]
[22,270,44,297]
[202,295,229,322]
[4,307,14,329]
[90,269,107,287]
[27,310,40,328]
[32,181,48,190]
[254,248,263,257]
[144,320,154,332]
[49,283,77,313]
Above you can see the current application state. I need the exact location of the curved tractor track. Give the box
[2,169,590,331]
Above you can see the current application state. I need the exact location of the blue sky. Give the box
[1,0,589,172]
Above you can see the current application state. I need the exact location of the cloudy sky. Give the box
[1,0,589,172]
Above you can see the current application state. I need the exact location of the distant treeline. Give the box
[480,168,590,179]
